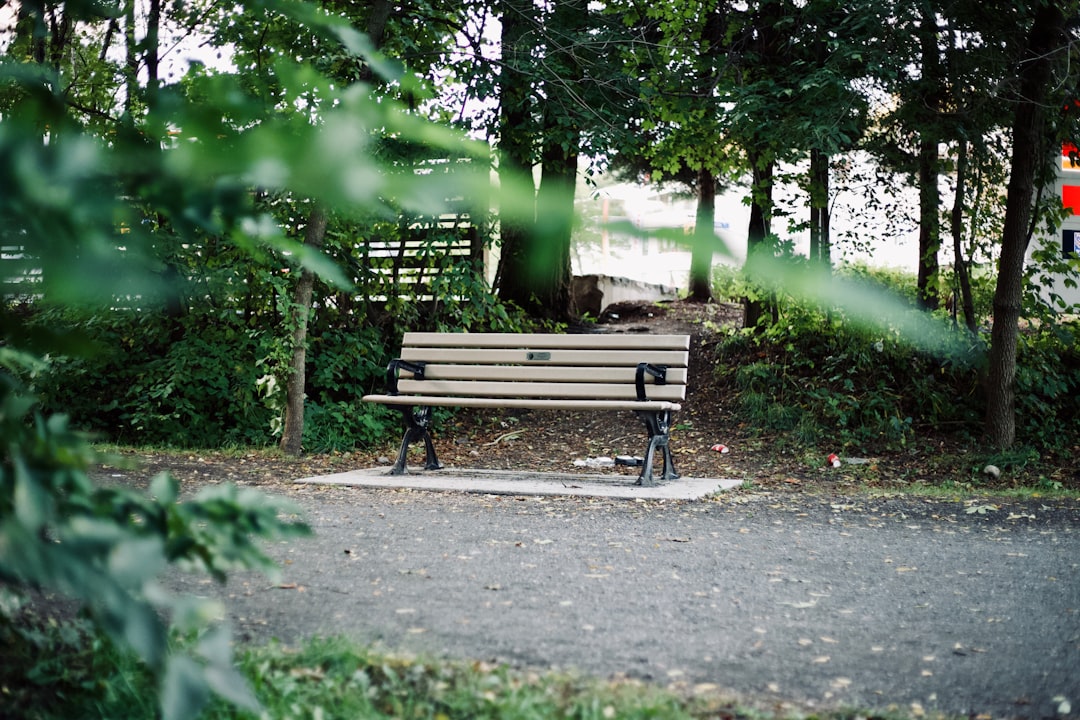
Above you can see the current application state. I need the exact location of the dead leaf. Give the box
[779,600,818,609]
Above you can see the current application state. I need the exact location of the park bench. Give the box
[361,332,690,486]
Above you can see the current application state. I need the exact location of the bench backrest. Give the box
[392,332,689,402]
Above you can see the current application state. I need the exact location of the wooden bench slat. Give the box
[403,365,689,384]
[402,332,690,351]
[362,394,682,412]
[400,347,689,367]
[393,379,687,401]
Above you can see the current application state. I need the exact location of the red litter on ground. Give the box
[826,453,841,468]
[711,444,730,454]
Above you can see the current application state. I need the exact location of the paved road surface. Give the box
[169,484,1080,718]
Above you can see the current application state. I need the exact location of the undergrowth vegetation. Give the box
[17,271,534,453]
[712,264,1080,465]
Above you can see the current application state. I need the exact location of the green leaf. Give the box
[161,656,211,720]
[13,457,50,532]
[108,537,168,587]
[149,472,179,506]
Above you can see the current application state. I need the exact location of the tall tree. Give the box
[915,1,943,310]
[611,0,735,303]
[278,0,393,455]
[493,0,540,315]
[985,1,1071,448]
[279,205,327,454]
[495,0,589,322]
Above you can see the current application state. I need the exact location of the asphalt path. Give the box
[168,484,1080,718]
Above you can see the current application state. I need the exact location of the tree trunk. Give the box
[916,3,941,311]
[917,136,940,310]
[358,0,392,84]
[123,0,138,122]
[985,3,1066,448]
[533,134,577,322]
[808,148,831,268]
[743,155,774,329]
[687,168,716,302]
[494,0,537,313]
[950,141,977,334]
[145,0,160,107]
[497,0,584,323]
[279,205,328,456]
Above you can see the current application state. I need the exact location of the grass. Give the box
[0,595,933,720]
[1,601,918,720]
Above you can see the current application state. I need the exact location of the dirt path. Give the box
[166,483,1080,718]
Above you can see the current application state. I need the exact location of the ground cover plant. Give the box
[1,608,901,720]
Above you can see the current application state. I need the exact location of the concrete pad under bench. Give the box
[295,467,743,500]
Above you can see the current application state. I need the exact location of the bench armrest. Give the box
[386,359,426,395]
[635,362,668,401]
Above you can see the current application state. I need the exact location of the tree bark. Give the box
[687,167,716,302]
[985,3,1066,448]
[916,3,941,311]
[743,155,774,329]
[145,0,160,107]
[808,148,831,268]
[279,205,328,456]
[497,0,584,323]
[533,133,577,322]
[494,0,537,313]
[950,141,977,334]
[123,0,138,122]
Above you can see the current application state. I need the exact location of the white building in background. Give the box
[1034,143,1080,309]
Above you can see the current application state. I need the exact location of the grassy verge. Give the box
[2,601,913,720]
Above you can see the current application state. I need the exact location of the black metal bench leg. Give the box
[634,410,679,487]
[389,405,443,475]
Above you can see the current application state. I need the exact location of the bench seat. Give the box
[362,332,690,486]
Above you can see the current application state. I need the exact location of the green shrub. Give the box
[18,286,529,452]
[1013,321,1080,454]
[0,347,310,720]
[716,303,983,451]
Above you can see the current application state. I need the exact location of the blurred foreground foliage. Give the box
[0,0,513,716]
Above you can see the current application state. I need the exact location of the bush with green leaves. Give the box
[1013,321,1080,455]
[0,346,311,719]
[715,302,984,452]
[715,256,1079,461]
